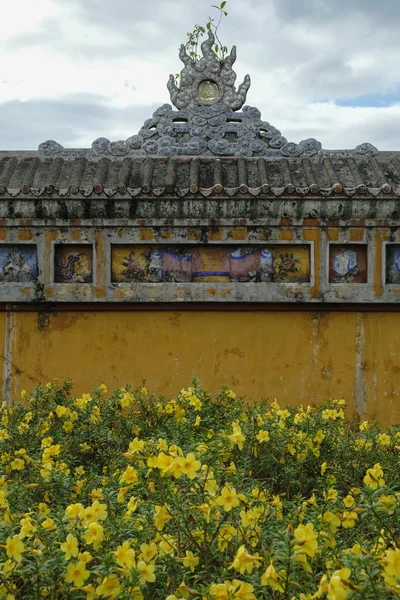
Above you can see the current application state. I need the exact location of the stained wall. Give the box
[1,309,400,426]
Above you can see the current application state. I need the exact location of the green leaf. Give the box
[214,44,219,53]
[221,1,227,8]
[206,21,211,29]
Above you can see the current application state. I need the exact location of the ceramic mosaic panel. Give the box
[111,245,310,283]
[54,245,93,283]
[329,245,367,283]
[0,245,37,282]
[385,245,400,284]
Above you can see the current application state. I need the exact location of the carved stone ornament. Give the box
[38,30,378,159]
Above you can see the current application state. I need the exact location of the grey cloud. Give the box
[0,95,159,150]
[271,0,400,22]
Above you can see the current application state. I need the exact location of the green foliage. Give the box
[185,2,229,62]
[1,381,400,598]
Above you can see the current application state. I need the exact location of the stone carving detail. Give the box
[38,31,378,159]
[167,30,250,111]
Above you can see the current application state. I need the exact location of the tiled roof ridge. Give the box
[0,155,399,198]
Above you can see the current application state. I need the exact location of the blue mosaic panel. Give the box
[329,245,367,283]
[0,245,37,283]
[386,245,400,284]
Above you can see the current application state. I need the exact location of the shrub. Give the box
[0,379,400,598]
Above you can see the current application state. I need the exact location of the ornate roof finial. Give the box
[167,30,250,111]
[38,27,378,160]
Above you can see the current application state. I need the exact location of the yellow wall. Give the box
[1,310,400,425]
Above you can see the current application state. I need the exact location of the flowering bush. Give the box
[1,379,400,599]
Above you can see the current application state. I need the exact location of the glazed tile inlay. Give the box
[111,245,310,284]
[0,246,37,283]
[54,245,93,283]
[329,245,367,283]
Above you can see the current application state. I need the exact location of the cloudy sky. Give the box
[1,0,400,151]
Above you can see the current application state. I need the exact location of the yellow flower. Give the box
[60,534,79,560]
[65,503,85,521]
[99,384,107,393]
[324,488,338,502]
[128,437,146,454]
[114,541,136,569]
[216,485,240,512]
[327,568,351,600]
[65,561,90,588]
[41,517,57,531]
[120,466,139,485]
[322,511,341,533]
[314,430,325,443]
[378,494,397,515]
[82,522,104,546]
[90,488,103,501]
[227,423,246,450]
[154,505,172,531]
[343,495,355,508]
[321,462,328,475]
[63,421,73,432]
[78,551,93,563]
[10,458,25,471]
[364,464,385,489]
[181,550,199,572]
[293,523,319,558]
[378,432,391,447]
[256,430,270,443]
[382,548,400,583]
[341,511,358,529]
[5,536,24,562]
[260,562,284,591]
[96,574,122,598]
[0,429,10,440]
[359,420,369,431]
[55,405,68,418]
[174,453,201,480]
[19,517,36,539]
[41,437,53,449]
[230,545,262,575]
[137,560,156,584]
[139,542,158,563]
[120,392,133,408]
[91,501,107,521]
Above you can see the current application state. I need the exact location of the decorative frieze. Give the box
[111,245,310,284]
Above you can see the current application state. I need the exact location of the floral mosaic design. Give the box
[54,245,93,283]
[111,246,310,284]
[329,245,367,283]
[385,245,400,284]
[0,245,37,282]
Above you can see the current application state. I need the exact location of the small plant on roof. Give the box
[185,2,229,63]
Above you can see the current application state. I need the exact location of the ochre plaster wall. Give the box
[1,310,400,425]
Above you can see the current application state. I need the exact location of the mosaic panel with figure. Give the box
[54,245,93,283]
[385,245,400,284]
[329,245,367,283]
[0,245,37,282]
[111,245,310,283]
